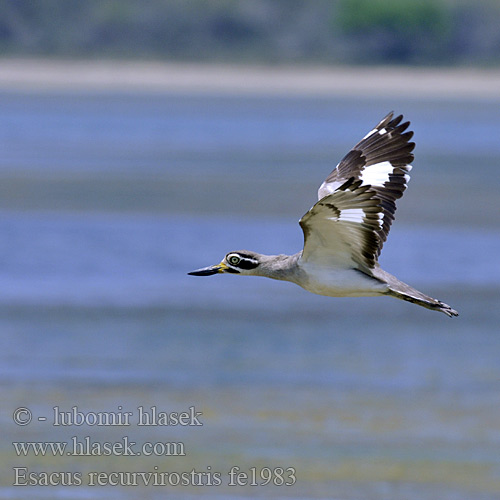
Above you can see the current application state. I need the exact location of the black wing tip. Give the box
[402,130,414,141]
[378,112,411,131]
[377,112,394,129]
[390,114,404,128]
[376,114,415,153]
[383,111,395,121]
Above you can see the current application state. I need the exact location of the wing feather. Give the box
[300,179,383,272]
[316,112,414,256]
[300,112,415,271]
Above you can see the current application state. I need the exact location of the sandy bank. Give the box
[0,58,499,99]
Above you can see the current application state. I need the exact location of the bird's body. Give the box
[296,260,388,297]
[189,112,458,317]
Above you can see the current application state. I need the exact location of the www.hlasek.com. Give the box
[13,436,186,457]
[13,467,297,487]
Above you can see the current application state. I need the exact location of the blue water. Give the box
[0,212,498,309]
[2,93,500,172]
[0,91,498,306]
[1,90,500,500]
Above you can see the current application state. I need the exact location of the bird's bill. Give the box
[188,262,229,276]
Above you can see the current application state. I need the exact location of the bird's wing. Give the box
[300,178,384,272]
[300,112,414,271]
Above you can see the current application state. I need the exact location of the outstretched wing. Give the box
[317,112,414,253]
[300,112,414,271]
[300,178,383,273]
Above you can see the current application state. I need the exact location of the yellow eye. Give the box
[228,255,240,266]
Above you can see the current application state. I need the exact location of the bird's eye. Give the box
[228,255,240,266]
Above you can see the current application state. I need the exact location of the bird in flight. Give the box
[189,112,458,317]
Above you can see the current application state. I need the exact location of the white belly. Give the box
[297,262,388,297]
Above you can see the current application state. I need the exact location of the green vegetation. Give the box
[337,0,452,62]
[0,0,499,65]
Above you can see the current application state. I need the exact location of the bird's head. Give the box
[188,250,261,276]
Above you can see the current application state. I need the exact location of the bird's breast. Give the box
[297,262,388,297]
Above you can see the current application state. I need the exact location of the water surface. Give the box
[1,90,499,500]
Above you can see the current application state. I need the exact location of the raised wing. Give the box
[300,178,383,273]
[317,112,414,254]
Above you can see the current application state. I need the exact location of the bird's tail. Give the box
[387,288,458,317]
[375,268,459,317]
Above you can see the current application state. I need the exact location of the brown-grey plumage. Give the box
[300,177,384,273]
[317,112,414,254]
[189,112,458,318]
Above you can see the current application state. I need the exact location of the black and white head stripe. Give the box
[317,112,414,255]
[225,252,260,271]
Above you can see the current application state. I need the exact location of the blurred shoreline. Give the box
[1,58,500,99]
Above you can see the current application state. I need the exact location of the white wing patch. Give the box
[338,208,365,223]
[318,170,341,197]
[313,112,415,259]
[361,128,377,140]
[360,161,394,187]
[361,126,387,141]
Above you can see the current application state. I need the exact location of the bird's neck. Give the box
[257,252,302,283]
